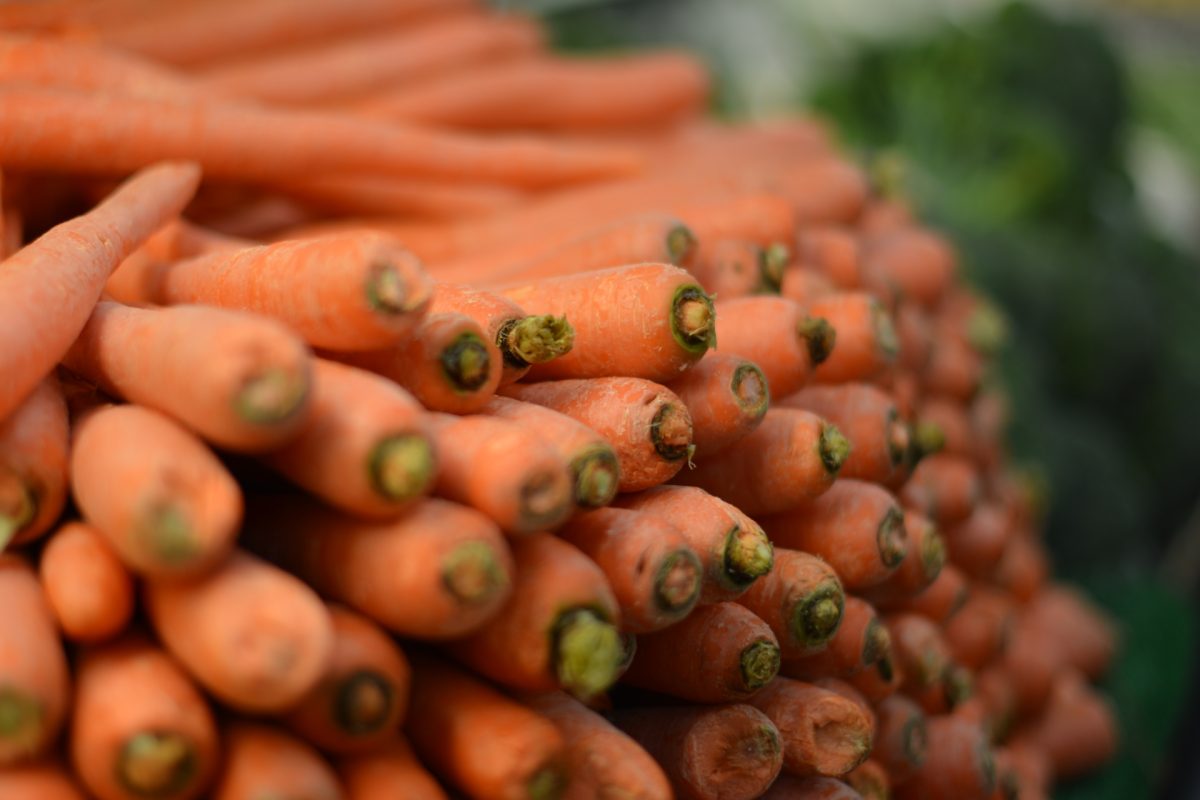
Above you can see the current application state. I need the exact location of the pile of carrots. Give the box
[0,1,1120,798]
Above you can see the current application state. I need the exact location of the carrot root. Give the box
[498,314,574,368]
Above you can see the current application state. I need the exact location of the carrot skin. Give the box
[0,377,68,548]
[211,722,342,800]
[337,736,448,800]
[749,678,874,777]
[38,522,134,643]
[943,587,1015,671]
[900,454,982,527]
[668,354,770,457]
[1023,586,1117,680]
[873,694,928,783]
[781,383,910,485]
[845,760,889,800]
[0,761,86,800]
[893,716,995,800]
[737,548,845,659]
[783,597,890,679]
[799,227,862,290]
[714,296,833,398]
[809,293,899,385]
[862,228,956,309]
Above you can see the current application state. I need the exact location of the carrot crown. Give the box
[118,731,198,797]
[654,549,702,616]
[366,259,430,317]
[369,434,436,504]
[650,403,693,462]
[722,525,774,588]
[138,503,202,567]
[527,761,568,800]
[901,712,928,766]
[335,670,396,735]
[439,332,492,394]
[877,507,908,569]
[731,363,770,421]
[887,409,912,467]
[0,687,44,757]
[570,445,620,509]
[760,242,791,293]
[942,664,974,710]
[0,472,37,549]
[497,314,575,368]
[235,366,310,426]
[793,581,844,651]
[966,300,1008,356]
[862,619,892,670]
[666,223,697,266]
[551,608,623,699]
[441,540,509,606]
[871,300,900,360]
[798,316,837,366]
[911,420,945,464]
[818,424,851,476]
[917,526,946,584]
[740,640,781,691]
[670,284,716,355]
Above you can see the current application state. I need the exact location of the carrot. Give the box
[105,219,244,304]
[861,228,956,309]
[893,716,995,800]
[666,355,768,458]
[502,377,693,492]
[859,198,914,237]
[616,485,774,603]
[921,330,983,401]
[845,760,889,800]
[622,602,781,702]
[0,377,67,549]
[939,287,1009,358]
[63,302,313,452]
[211,722,342,800]
[0,555,70,765]
[799,227,862,290]
[0,161,200,422]
[781,267,837,307]
[760,775,864,799]
[611,704,783,800]
[713,296,834,398]
[427,412,573,535]
[336,312,501,414]
[811,679,875,728]
[809,293,898,385]
[1001,617,1062,718]
[279,174,524,220]
[944,504,1012,580]
[0,86,641,190]
[261,358,436,518]
[915,397,970,459]
[0,760,86,800]
[197,12,544,105]
[900,454,982,527]
[143,550,333,712]
[845,653,904,705]
[962,667,1018,742]
[943,589,1014,671]
[994,535,1048,604]
[737,549,845,659]
[496,263,714,382]
[522,691,672,800]
[38,522,133,643]
[406,651,567,800]
[284,606,410,754]
[783,597,890,679]
[780,383,910,484]
[428,283,573,384]
[688,239,787,297]
[69,635,218,800]
[558,508,701,632]
[886,563,969,623]
[862,511,945,604]
[969,390,1009,470]
[873,695,927,783]
[761,480,909,591]
[995,742,1051,800]
[338,736,448,800]
[893,303,933,376]
[448,533,623,698]
[775,159,869,226]
[888,371,921,428]
[675,409,847,516]
[883,614,952,697]
[750,678,873,777]
[1024,586,1117,680]
[242,495,513,639]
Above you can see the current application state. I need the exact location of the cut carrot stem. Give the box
[668,354,770,457]
[0,377,68,549]
[784,597,890,679]
[242,495,512,639]
[737,548,845,659]
[900,454,982,527]
[211,722,342,800]
[781,383,909,485]
[38,522,134,644]
[894,716,995,800]
[885,564,969,624]
[863,510,945,604]
[714,296,834,398]
[749,678,874,777]
[502,377,693,492]
[0,760,86,800]
[337,736,448,800]
[809,292,898,385]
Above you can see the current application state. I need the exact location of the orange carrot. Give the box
[448,533,623,698]
[775,159,870,226]
[939,287,1008,358]
[496,263,714,382]
[558,508,701,632]
[261,358,436,517]
[760,775,863,799]
[279,174,524,220]
[242,495,513,639]
[714,296,834,398]
[811,679,875,728]
[336,312,501,414]
[406,651,568,800]
[611,704,783,800]
[428,283,573,384]
[1023,586,1117,680]
[144,550,333,713]
[284,606,410,754]
[859,198,914,237]
[38,522,133,643]
[873,695,927,783]
[884,614,952,698]
[944,504,1011,580]
[900,454,982,527]
[687,239,787,297]
[921,329,983,401]
[104,219,242,305]
[781,267,837,307]
[894,302,934,375]
[427,412,574,535]
[762,480,908,591]
[969,390,1009,471]
[0,760,85,800]
[996,741,1051,800]
[667,354,769,457]
[809,292,898,385]
[338,736,448,800]
[502,377,693,492]
[781,383,910,484]
[964,667,1018,742]
[70,635,218,800]
[893,716,995,800]
[617,485,774,603]
[675,408,847,516]
[63,302,313,452]
[750,678,873,777]
[862,511,945,603]
[916,397,970,459]
[799,227,862,290]
[1001,616,1062,718]
[845,653,904,705]
[0,555,70,765]
[994,535,1049,604]
[944,588,1015,670]
[845,760,889,800]
[211,722,342,800]
[0,377,67,549]
[862,228,956,309]
[784,597,890,679]
[885,564,969,624]
[888,370,921,427]
[622,602,781,702]
[737,549,845,659]
[0,161,200,421]
[523,691,672,800]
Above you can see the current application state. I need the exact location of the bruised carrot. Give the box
[144,550,333,713]
[873,695,927,783]
[0,161,200,422]
[211,722,342,800]
[862,511,945,604]
[784,597,890,679]
[900,454,982,527]
[714,296,834,398]
[738,549,845,659]
[407,651,567,800]
[781,383,910,484]
[612,704,783,800]
[676,409,847,516]
[887,563,969,623]
[760,775,863,799]
[448,533,623,698]
[0,761,85,800]
[845,760,889,800]
[617,485,774,603]
[497,263,714,382]
[70,404,241,579]
[337,312,501,414]
[862,229,956,309]
[337,736,448,800]
[284,606,410,754]
[503,377,693,492]
[762,480,908,591]
[884,614,952,698]
[799,228,862,290]
[70,636,218,800]
[894,716,995,800]
[242,495,512,639]
[668,354,769,457]
[781,267,837,307]
[750,678,873,777]
[688,239,785,297]
[944,504,1011,580]
[0,377,67,549]
[63,302,313,452]
[0,555,70,765]
[624,602,780,702]
[261,358,436,518]
[809,293,898,385]
[523,692,672,800]
[38,522,133,643]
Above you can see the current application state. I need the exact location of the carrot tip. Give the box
[500,314,575,368]
[236,367,310,426]
[918,526,947,584]
[519,469,572,531]
[571,445,620,508]
[527,763,568,800]
[441,540,509,605]
[752,724,783,761]
[967,301,1009,356]
[666,223,698,266]
[902,711,928,767]
[118,732,197,796]
[0,470,37,546]
[671,285,716,354]
[871,301,900,360]
[335,670,396,735]
[943,664,974,710]
[651,403,693,462]
[887,410,912,467]
[740,640,782,691]
[0,688,43,754]
[440,332,492,393]
[798,316,837,365]
[877,507,908,569]
[818,423,851,475]
[370,434,437,503]
[731,363,770,420]
[724,525,774,587]
[862,619,892,668]
[912,420,946,462]
[366,260,427,316]
[793,583,845,651]
[552,608,622,699]
[760,243,791,293]
[655,549,702,615]
[138,503,200,566]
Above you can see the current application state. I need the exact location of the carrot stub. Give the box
[783,597,891,680]
[893,716,995,800]
[737,548,845,659]
[0,377,68,549]
[38,522,134,644]
[714,296,835,399]
[809,292,899,385]
[780,383,910,485]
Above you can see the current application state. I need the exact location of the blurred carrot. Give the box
[922,330,983,402]
[784,597,890,680]
[873,695,927,783]
[944,504,1011,580]
[1024,586,1117,680]
[862,228,956,309]
[893,716,995,800]
[894,302,933,374]
[338,736,448,800]
[38,522,133,643]
[884,614,952,698]
[916,397,971,458]
[714,296,834,398]
[0,377,68,549]
[781,383,910,484]
[1001,616,1061,718]
[781,267,837,307]
[845,760,889,800]
[211,722,342,800]
[775,159,869,225]
[939,287,1009,358]
[862,511,945,604]
[845,654,904,705]
[884,564,968,624]
[900,454,982,527]
[944,588,1015,671]
[688,239,785,297]
[993,533,1047,606]
[996,742,1051,800]
[760,775,864,799]
[667,354,771,456]
[859,198,914,237]
[750,678,873,777]
[809,293,898,385]
[737,548,845,659]
[0,761,85,800]
[280,174,524,219]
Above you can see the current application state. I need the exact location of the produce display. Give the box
[0,1,1121,798]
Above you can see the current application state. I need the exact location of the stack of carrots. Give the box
[0,1,1120,798]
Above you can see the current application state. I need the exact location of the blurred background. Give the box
[505,0,1200,797]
